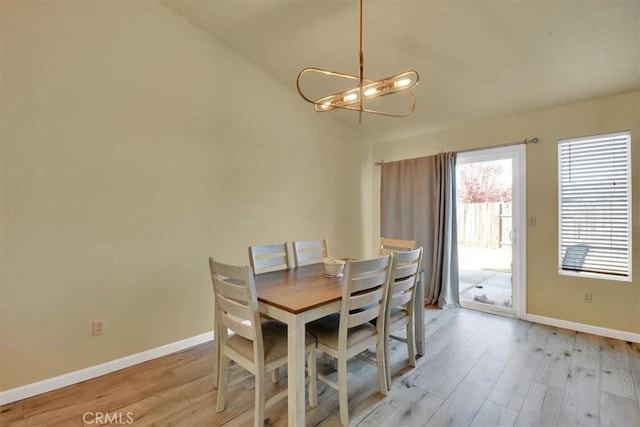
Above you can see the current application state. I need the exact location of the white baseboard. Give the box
[526,314,640,343]
[0,331,213,406]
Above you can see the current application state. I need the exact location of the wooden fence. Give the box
[457,202,512,248]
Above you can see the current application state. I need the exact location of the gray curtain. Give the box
[380,153,459,308]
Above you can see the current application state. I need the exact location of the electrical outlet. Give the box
[92,320,105,336]
[583,292,592,303]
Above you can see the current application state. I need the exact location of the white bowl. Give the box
[322,257,346,277]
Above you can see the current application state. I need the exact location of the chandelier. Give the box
[296,0,419,121]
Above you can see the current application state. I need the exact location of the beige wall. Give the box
[0,0,364,391]
[370,91,640,334]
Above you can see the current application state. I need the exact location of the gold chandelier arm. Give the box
[320,89,417,117]
[296,67,360,105]
[297,67,419,114]
[298,67,361,82]
[297,67,378,111]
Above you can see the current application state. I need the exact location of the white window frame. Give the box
[557,131,632,282]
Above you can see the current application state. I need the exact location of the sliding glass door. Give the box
[456,145,526,318]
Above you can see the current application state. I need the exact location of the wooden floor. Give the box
[2,307,640,426]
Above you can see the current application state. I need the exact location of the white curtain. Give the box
[380,152,459,308]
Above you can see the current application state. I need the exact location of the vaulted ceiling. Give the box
[161,0,640,143]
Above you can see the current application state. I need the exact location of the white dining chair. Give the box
[248,242,290,275]
[292,239,329,267]
[248,242,292,382]
[379,237,417,255]
[383,247,423,389]
[306,254,393,426]
[209,258,317,427]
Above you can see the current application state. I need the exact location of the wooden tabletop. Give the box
[254,263,343,314]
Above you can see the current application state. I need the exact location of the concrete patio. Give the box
[458,246,512,308]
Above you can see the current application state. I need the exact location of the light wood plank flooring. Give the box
[2,307,640,426]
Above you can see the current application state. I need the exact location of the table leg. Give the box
[415,270,425,356]
[288,315,307,426]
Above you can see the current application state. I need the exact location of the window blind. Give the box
[558,131,631,279]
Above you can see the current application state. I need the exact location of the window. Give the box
[558,131,632,281]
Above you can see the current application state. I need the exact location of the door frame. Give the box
[456,145,527,319]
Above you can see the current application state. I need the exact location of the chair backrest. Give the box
[379,237,417,255]
[339,255,393,343]
[292,239,329,267]
[387,247,423,319]
[248,242,290,275]
[209,258,264,363]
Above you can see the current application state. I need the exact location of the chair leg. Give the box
[384,327,391,391]
[271,367,280,383]
[407,320,416,368]
[212,324,221,389]
[337,356,349,426]
[377,340,388,396]
[216,355,229,412]
[254,369,266,427]
[307,347,317,407]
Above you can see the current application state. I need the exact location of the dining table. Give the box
[213,262,425,426]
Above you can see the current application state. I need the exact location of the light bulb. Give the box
[364,87,378,96]
[395,78,411,87]
[344,93,358,102]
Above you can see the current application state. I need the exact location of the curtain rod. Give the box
[374,137,539,166]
